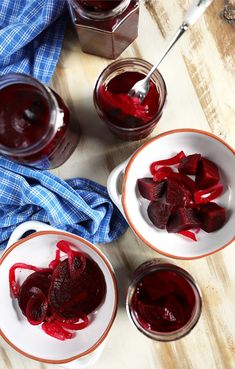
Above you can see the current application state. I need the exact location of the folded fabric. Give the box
[0,156,128,250]
[0,0,67,83]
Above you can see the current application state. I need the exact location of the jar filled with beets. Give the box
[0,73,79,169]
[126,259,202,341]
[93,58,167,141]
[68,0,139,59]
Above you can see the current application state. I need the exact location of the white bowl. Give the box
[107,129,235,259]
[0,221,117,367]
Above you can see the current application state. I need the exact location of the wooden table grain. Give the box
[0,1,234,368]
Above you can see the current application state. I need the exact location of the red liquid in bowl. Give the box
[131,269,196,333]
[0,82,77,169]
[98,72,160,128]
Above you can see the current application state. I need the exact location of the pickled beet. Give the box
[199,202,226,232]
[137,151,226,240]
[166,179,193,207]
[178,154,201,175]
[196,158,220,189]
[98,72,160,128]
[147,201,173,229]
[167,208,200,233]
[137,178,166,201]
[9,240,106,340]
[131,270,196,333]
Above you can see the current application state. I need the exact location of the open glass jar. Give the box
[68,0,139,59]
[126,260,202,341]
[0,74,79,170]
[93,58,167,141]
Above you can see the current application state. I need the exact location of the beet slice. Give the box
[56,240,86,279]
[18,271,52,315]
[25,287,48,325]
[166,179,193,207]
[137,178,166,201]
[167,208,200,233]
[48,257,106,318]
[196,158,220,189]
[147,200,174,229]
[199,202,226,232]
[178,154,201,175]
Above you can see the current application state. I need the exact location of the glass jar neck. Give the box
[71,0,131,20]
[0,73,59,157]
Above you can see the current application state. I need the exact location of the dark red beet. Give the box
[196,158,220,189]
[166,179,193,207]
[167,208,200,233]
[25,287,48,325]
[137,178,166,201]
[18,271,52,315]
[147,201,174,229]
[199,202,226,232]
[178,154,201,175]
[48,257,106,318]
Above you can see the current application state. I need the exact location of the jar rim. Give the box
[70,0,131,20]
[93,58,167,132]
[0,73,59,157]
[126,260,202,341]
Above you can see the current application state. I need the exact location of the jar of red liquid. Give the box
[0,74,79,170]
[93,58,167,141]
[126,260,202,341]
[68,0,139,59]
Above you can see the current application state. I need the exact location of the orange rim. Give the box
[0,230,118,364]
[122,128,235,260]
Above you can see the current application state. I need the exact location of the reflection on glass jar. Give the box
[126,260,202,341]
[93,58,167,141]
[68,0,139,59]
[0,73,79,170]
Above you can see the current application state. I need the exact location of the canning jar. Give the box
[68,0,139,59]
[126,259,202,341]
[0,73,79,169]
[93,58,167,141]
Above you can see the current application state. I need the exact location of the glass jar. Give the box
[126,260,202,341]
[93,58,167,141]
[68,0,139,59]
[0,73,79,170]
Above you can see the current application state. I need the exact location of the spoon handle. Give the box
[145,0,214,81]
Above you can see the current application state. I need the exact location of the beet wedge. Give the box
[166,179,193,207]
[137,178,166,201]
[196,158,220,189]
[199,202,226,232]
[178,154,201,175]
[147,201,174,229]
[167,208,200,233]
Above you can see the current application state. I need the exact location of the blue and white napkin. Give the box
[0,156,128,250]
[0,0,67,83]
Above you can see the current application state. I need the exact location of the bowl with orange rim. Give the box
[0,221,118,368]
[107,129,235,259]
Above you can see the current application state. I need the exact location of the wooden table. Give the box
[0,1,234,368]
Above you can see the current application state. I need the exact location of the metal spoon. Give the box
[128,0,214,102]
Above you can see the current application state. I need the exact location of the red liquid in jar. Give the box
[98,71,160,128]
[0,84,50,149]
[77,0,123,11]
[0,83,76,169]
[72,0,139,59]
[131,269,196,333]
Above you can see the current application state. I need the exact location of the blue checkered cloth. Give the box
[0,156,128,250]
[0,0,67,83]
